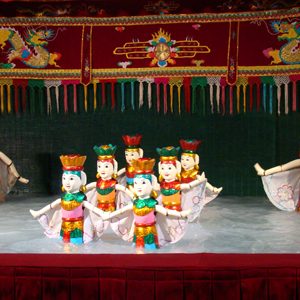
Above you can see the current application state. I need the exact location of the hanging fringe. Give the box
[236,77,248,114]
[183,77,191,113]
[138,79,144,108]
[13,79,28,114]
[229,85,233,115]
[83,84,88,112]
[131,81,135,110]
[248,77,261,112]
[289,75,300,112]
[169,77,183,114]
[92,81,97,111]
[1,75,300,116]
[207,77,221,113]
[220,77,227,115]
[28,80,44,115]
[138,78,154,110]
[191,77,207,114]
[61,80,80,113]
[154,78,169,113]
[99,79,117,110]
[274,76,290,115]
[44,80,62,115]
[0,79,13,114]
[118,78,136,112]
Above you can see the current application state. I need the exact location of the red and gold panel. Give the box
[0,9,299,83]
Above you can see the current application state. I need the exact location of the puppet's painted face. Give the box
[134,176,153,198]
[125,150,140,164]
[62,172,82,193]
[160,163,177,181]
[97,160,114,180]
[181,154,196,170]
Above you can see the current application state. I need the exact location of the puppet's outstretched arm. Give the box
[254,159,300,176]
[155,205,191,218]
[101,203,134,220]
[30,198,61,218]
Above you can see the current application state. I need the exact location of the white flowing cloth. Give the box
[108,204,189,248]
[204,184,221,206]
[181,180,208,222]
[261,168,300,211]
[35,199,101,244]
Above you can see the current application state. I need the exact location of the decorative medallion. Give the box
[114,28,210,67]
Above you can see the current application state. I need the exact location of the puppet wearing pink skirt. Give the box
[30,154,104,244]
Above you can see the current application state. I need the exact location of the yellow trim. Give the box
[61,199,82,211]
[243,84,246,113]
[0,9,300,26]
[80,25,85,83]
[134,224,157,238]
[133,206,154,216]
[0,65,299,81]
[98,155,114,160]
[83,84,88,112]
[61,219,83,232]
[160,156,177,161]
[7,85,11,113]
[90,26,93,84]
[181,152,196,157]
[125,148,140,152]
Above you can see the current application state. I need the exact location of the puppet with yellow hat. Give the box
[30,154,104,244]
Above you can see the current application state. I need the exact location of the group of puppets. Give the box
[29,134,223,250]
[27,133,300,251]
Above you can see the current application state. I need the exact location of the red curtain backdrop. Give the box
[1,253,300,299]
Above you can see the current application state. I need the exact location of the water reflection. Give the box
[1,195,300,254]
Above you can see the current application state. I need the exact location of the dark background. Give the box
[0,82,299,197]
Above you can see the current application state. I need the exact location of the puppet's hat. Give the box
[179,139,201,154]
[60,154,86,171]
[122,134,142,149]
[93,144,116,160]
